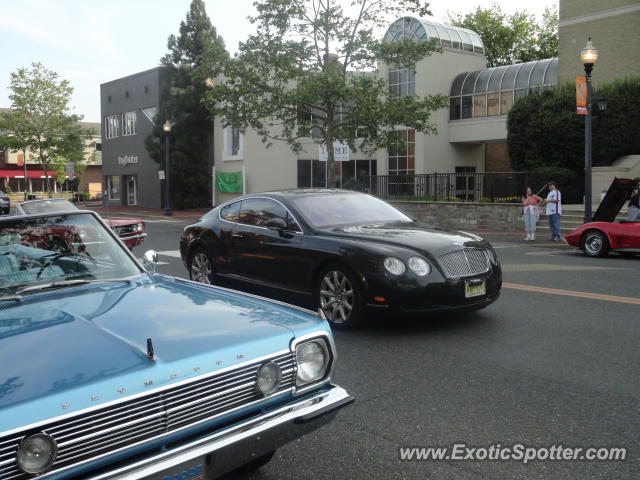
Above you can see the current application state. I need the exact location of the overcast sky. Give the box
[0,0,558,122]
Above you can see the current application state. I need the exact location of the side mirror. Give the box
[142,250,158,274]
[264,217,287,231]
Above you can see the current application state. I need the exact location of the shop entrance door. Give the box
[127,176,137,205]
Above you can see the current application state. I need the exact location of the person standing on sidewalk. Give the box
[521,187,543,241]
[628,185,639,221]
[544,182,562,241]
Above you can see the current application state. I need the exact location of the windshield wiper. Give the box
[15,279,94,295]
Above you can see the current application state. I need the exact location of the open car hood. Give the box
[592,177,640,222]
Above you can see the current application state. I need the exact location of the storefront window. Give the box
[473,95,486,117]
[108,176,121,201]
[487,93,500,116]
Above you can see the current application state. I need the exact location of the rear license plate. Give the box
[464,280,486,298]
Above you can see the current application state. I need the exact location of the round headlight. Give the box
[16,433,57,474]
[136,223,144,232]
[296,341,329,385]
[383,257,405,275]
[408,257,430,276]
[256,362,281,396]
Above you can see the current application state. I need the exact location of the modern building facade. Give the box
[100,68,163,208]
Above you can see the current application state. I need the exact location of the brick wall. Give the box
[79,165,102,192]
[485,143,512,172]
[390,201,523,231]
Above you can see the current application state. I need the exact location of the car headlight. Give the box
[16,433,57,474]
[136,222,144,232]
[383,257,405,275]
[295,340,330,386]
[408,257,430,276]
[256,362,282,396]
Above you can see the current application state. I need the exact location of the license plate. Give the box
[143,459,205,480]
[464,280,486,298]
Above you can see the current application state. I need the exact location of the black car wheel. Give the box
[581,230,610,257]
[189,248,214,284]
[317,265,362,329]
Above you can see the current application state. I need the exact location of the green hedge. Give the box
[507,77,640,178]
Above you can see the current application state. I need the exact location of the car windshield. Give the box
[0,212,142,296]
[293,192,412,228]
[19,199,77,214]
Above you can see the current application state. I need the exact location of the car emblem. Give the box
[117,388,126,394]
[170,374,178,379]
[216,360,223,366]
[91,396,100,402]
[237,354,245,360]
[193,366,201,372]
[144,381,154,387]
[61,403,71,410]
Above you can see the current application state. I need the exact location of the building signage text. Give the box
[118,155,139,166]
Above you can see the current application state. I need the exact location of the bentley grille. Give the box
[0,353,295,480]
[438,248,490,278]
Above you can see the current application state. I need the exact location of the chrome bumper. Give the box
[86,385,353,480]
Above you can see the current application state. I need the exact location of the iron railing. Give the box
[357,172,575,203]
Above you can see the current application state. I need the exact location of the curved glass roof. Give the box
[384,17,484,55]
[450,58,559,96]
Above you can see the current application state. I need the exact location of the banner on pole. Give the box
[215,170,243,193]
[576,76,587,115]
[319,142,350,162]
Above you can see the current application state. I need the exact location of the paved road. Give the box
[132,217,640,480]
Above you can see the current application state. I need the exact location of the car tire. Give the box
[581,230,610,257]
[188,247,214,284]
[316,264,363,330]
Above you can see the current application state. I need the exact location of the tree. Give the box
[0,62,90,196]
[507,77,640,201]
[448,4,558,67]
[145,0,228,209]
[207,0,449,187]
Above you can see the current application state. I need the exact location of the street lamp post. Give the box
[580,38,598,223]
[162,121,172,216]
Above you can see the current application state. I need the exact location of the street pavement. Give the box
[127,214,639,480]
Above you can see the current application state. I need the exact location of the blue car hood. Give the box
[0,276,320,413]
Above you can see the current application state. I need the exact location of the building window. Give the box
[104,115,119,139]
[389,67,415,97]
[223,126,243,160]
[297,159,376,189]
[388,129,415,175]
[122,111,137,136]
[108,176,121,200]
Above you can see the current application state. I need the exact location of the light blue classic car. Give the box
[0,210,352,479]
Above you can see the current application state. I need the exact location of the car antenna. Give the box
[147,338,155,361]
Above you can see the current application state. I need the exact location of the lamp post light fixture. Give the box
[580,38,598,223]
[162,120,173,216]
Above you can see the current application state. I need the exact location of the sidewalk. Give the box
[78,202,210,221]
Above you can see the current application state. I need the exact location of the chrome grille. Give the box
[0,353,295,480]
[111,224,135,235]
[438,248,490,278]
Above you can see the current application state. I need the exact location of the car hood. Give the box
[319,221,488,255]
[593,177,640,222]
[101,216,142,226]
[0,276,318,413]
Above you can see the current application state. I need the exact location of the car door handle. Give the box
[231,232,243,238]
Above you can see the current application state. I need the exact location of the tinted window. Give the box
[238,198,287,227]
[220,201,241,221]
[293,193,412,228]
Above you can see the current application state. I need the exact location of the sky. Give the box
[0,0,558,122]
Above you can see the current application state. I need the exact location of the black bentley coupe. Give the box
[180,189,501,328]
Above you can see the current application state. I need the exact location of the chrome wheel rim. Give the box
[191,252,212,284]
[319,270,354,324]
[584,234,602,255]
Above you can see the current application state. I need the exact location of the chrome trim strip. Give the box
[0,350,290,437]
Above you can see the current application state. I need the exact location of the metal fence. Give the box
[358,172,571,203]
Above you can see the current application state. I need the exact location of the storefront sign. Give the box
[319,142,349,162]
[118,155,139,165]
[576,76,587,115]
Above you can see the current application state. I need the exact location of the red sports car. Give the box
[565,177,640,257]
[14,198,146,250]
